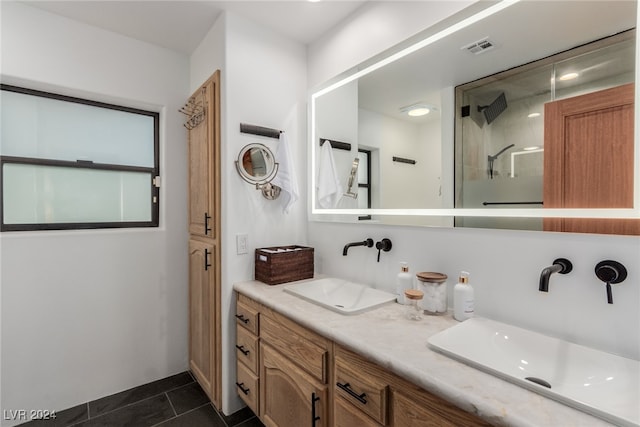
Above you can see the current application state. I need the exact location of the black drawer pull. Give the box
[204,212,211,235]
[204,248,212,271]
[235,344,250,356]
[235,314,250,324]
[311,392,321,427]
[236,382,250,395]
[336,382,367,404]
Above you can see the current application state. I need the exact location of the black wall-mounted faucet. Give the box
[539,258,573,292]
[342,238,374,256]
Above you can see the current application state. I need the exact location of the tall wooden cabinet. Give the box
[187,71,222,408]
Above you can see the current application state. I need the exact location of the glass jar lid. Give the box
[404,289,424,300]
[416,272,448,283]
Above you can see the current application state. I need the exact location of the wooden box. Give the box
[255,246,314,285]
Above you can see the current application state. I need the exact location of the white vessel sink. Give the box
[428,317,639,426]
[283,277,396,315]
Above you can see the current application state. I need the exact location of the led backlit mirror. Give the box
[310,0,639,233]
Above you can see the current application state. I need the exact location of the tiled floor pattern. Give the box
[20,372,264,427]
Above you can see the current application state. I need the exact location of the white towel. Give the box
[271,132,299,213]
[316,140,342,208]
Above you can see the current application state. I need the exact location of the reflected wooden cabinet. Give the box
[544,83,639,235]
[188,71,221,408]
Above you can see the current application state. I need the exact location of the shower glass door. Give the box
[454,31,635,231]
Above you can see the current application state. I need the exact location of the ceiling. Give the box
[21,0,367,53]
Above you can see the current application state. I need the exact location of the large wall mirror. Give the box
[310,0,639,234]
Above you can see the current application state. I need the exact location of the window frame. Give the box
[0,84,160,232]
[357,148,372,221]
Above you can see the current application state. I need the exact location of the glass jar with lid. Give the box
[404,289,424,321]
[416,272,448,315]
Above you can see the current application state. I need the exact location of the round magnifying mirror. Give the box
[235,143,278,186]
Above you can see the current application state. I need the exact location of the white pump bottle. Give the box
[453,271,474,321]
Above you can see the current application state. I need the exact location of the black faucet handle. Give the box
[375,238,392,251]
[595,260,627,304]
[375,238,392,262]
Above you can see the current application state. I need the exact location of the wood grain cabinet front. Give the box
[335,355,388,425]
[260,343,328,427]
[236,325,259,374]
[235,300,259,335]
[335,396,383,427]
[235,293,492,427]
[236,360,259,415]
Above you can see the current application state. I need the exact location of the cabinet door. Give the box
[188,72,220,237]
[189,238,216,401]
[260,343,328,427]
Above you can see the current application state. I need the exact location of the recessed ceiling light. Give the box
[527,112,541,118]
[400,103,438,117]
[559,72,579,81]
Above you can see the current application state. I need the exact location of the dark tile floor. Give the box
[21,372,264,427]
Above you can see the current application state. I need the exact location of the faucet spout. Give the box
[539,258,573,292]
[342,238,374,256]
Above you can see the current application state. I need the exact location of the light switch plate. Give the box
[236,234,248,255]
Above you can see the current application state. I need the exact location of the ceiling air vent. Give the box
[461,37,495,55]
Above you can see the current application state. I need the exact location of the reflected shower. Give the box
[478,92,507,124]
[488,143,515,179]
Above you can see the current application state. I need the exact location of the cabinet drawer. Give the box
[391,388,490,427]
[236,325,258,374]
[335,396,383,427]
[260,315,328,383]
[236,361,259,415]
[236,301,259,335]
[335,356,389,425]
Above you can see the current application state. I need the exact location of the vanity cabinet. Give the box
[334,345,490,427]
[235,293,489,427]
[187,71,221,408]
[235,293,332,427]
[235,296,261,414]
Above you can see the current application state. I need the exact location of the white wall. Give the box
[0,3,190,425]
[307,1,473,89]
[307,2,640,361]
[190,11,308,415]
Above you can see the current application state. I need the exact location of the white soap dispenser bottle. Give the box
[396,262,413,305]
[453,271,474,321]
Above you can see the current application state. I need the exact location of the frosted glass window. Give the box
[3,164,152,225]
[1,85,159,231]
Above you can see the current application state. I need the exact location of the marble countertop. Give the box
[233,279,615,427]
